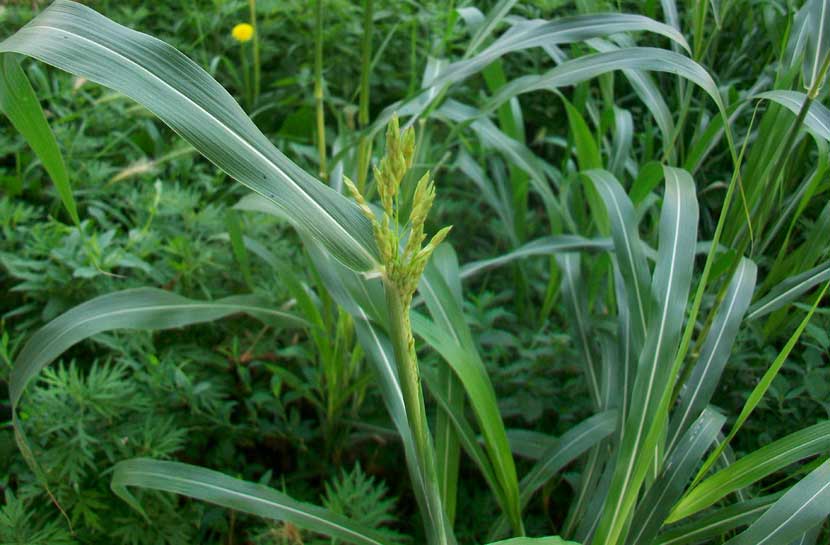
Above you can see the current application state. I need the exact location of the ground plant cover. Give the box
[1,0,830,544]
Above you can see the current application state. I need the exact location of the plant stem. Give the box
[356,0,374,192]
[384,280,432,466]
[248,0,260,104]
[314,0,327,180]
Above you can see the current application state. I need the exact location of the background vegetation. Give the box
[1,0,829,544]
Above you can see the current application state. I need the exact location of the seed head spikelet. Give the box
[343,114,451,302]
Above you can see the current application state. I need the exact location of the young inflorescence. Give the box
[344,114,451,304]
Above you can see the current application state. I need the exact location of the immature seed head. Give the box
[345,114,451,299]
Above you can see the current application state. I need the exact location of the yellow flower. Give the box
[231,23,254,43]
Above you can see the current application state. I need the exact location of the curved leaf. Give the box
[11,288,305,407]
[586,170,651,348]
[485,48,726,120]
[756,91,830,143]
[428,14,690,89]
[627,408,725,545]
[594,166,699,545]
[9,286,306,512]
[655,495,780,545]
[460,235,611,280]
[112,459,388,545]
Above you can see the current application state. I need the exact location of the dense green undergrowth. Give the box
[1,1,829,544]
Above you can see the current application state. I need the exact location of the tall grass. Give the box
[3,1,830,544]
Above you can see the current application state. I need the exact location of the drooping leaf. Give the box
[0,0,378,271]
[756,91,830,143]
[429,14,689,89]
[112,459,389,545]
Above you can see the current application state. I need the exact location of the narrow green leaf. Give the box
[430,14,690,88]
[748,260,830,320]
[463,0,518,57]
[655,495,780,545]
[587,37,675,160]
[557,253,602,409]
[485,48,727,121]
[460,235,611,280]
[11,288,305,407]
[627,408,725,545]
[802,0,830,91]
[111,459,388,545]
[687,281,830,492]
[756,91,830,143]
[486,538,580,545]
[586,169,651,348]
[669,420,830,522]
[422,247,464,525]
[225,209,254,290]
[0,54,78,224]
[414,265,523,534]
[9,287,306,514]
[667,258,756,453]
[488,411,617,540]
[593,166,699,545]
[518,411,617,508]
[421,366,507,517]
[724,459,830,545]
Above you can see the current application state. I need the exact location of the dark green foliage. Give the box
[1,0,829,544]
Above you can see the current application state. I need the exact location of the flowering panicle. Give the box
[343,114,451,302]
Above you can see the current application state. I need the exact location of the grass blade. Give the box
[429,14,690,89]
[0,54,78,224]
[486,538,579,545]
[655,495,781,545]
[688,281,830,489]
[593,166,699,545]
[557,253,602,409]
[748,260,830,320]
[415,262,523,534]
[669,420,830,522]
[460,235,610,280]
[10,287,306,517]
[667,258,757,453]
[724,459,830,545]
[485,48,727,121]
[627,408,725,545]
[586,169,651,348]
[488,412,617,540]
[111,459,388,545]
[756,91,830,143]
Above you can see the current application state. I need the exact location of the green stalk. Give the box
[356,0,374,192]
[384,281,434,472]
[314,0,327,180]
[248,0,260,104]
